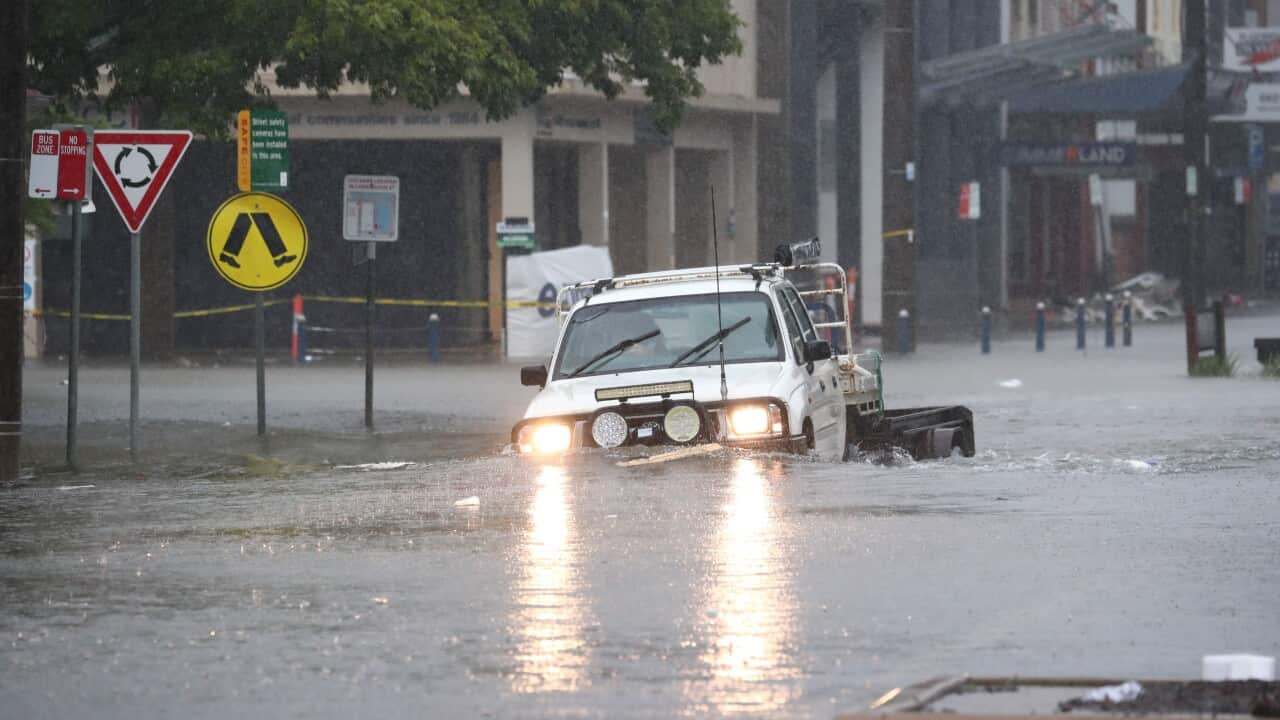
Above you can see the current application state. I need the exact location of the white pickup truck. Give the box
[511,243,974,462]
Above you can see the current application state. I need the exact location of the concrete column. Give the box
[501,116,535,224]
[732,117,759,265]
[578,142,609,247]
[789,0,819,240]
[645,146,675,270]
[458,146,486,337]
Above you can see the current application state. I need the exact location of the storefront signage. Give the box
[1001,142,1135,167]
[1224,27,1280,73]
[1245,84,1280,120]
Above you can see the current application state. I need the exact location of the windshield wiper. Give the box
[566,329,661,377]
[669,317,751,368]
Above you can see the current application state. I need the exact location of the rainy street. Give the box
[3,313,1278,719]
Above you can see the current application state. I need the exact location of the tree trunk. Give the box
[0,0,28,481]
[0,0,28,479]
[138,100,176,360]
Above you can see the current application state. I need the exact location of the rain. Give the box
[3,1,1279,718]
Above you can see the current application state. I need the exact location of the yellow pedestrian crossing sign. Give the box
[207,192,307,291]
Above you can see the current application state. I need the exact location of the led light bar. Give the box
[595,380,694,402]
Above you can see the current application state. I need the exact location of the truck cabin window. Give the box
[554,292,784,379]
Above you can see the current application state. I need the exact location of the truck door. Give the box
[777,284,845,455]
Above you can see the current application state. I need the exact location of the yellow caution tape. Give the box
[29,295,555,321]
[175,299,291,318]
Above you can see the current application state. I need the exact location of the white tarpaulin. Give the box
[506,245,613,359]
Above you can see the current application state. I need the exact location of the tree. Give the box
[19,0,743,361]
[28,0,744,137]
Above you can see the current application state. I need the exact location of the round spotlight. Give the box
[663,405,701,443]
[591,411,628,448]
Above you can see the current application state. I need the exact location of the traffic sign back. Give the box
[92,130,193,233]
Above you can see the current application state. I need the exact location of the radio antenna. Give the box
[711,186,728,403]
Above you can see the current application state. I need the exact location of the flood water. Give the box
[3,314,1279,719]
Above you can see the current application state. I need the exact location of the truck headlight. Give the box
[663,405,701,443]
[728,404,783,437]
[519,422,572,454]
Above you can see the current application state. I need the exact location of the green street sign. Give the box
[237,109,289,192]
[497,218,536,250]
[497,233,535,249]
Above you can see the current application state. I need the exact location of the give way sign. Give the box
[92,130,193,233]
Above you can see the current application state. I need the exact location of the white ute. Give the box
[512,241,975,462]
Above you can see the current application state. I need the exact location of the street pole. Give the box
[255,292,265,436]
[881,0,916,352]
[0,0,29,482]
[365,242,375,429]
[130,231,141,460]
[66,200,82,469]
[1183,0,1207,374]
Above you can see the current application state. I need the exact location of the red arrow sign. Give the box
[92,130,193,233]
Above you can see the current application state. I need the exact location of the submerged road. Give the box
[4,314,1279,718]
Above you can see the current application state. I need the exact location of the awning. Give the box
[920,23,1154,107]
[1007,64,1189,115]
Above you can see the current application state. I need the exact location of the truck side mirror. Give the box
[521,364,548,388]
[804,340,832,362]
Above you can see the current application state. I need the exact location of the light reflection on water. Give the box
[510,465,591,693]
[692,457,799,715]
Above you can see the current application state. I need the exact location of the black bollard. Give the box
[1035,301,1045,352]
[897,309,911,354]
[1104,293,1115,348]
[1122,291,1132,347]
[1076,298,1086,350]
[981,306,991,355]
[428,312,441,363]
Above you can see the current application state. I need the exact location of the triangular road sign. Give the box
[92,130,193,233]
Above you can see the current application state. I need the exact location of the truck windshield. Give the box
[554,292,783,379]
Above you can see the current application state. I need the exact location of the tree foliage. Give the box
[27,0,743,137]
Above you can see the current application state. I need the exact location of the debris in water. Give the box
[372,597,390,605]
[1082,681,1143,703]
[1123,459,1154,471]
[453,496,480,508]
[998,378,1023,388]
[335,462,415,471]
[617,443,722,467]
[56,485,95,491]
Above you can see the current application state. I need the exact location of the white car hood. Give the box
[524,362,788,419]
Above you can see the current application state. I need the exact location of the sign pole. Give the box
[365,242,375,429]
[66,199,81,469]
[129,231,141,461]
[254,293,266,436]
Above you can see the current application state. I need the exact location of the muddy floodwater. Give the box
[3,314,1279,718]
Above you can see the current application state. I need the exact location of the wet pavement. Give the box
[4,314,1279,718]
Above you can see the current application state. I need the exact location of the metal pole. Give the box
[255,292,265,436]
[365,242,375,429]
[66,200,81,469]
[882,0,917,353]
[129,231,141,460]
[1183,0,1207,368]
